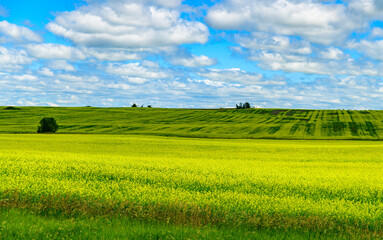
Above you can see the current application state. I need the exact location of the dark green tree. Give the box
[37,117,58,133]
[243,102,251,109]
[131,103,137,107]
[236,102,251,109]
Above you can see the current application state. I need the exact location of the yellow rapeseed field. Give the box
[0,134,382,237]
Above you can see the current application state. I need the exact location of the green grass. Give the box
[0,134,382,239]
[1,107,383,139]
[0,208,335,240]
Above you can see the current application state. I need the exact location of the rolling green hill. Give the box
[1,106,383,139]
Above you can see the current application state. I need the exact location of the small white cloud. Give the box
[141,60,160,68]
[38,68,54,77]
[106,62,169,84]
[371,27,383,37]
[13,74,37,81]
[198,68,266,85]
[122,77,149,84]
[57,95,79,104]
[0,20,42,43]
[170,54,217,67]
[348,39,383,61]
[47,102,59,107]
[49,60,76,72]
[101,97,115,106]
[15,86,39,91]
[236,32,312,55]
[105,83,131,90]
[56,74,83,82]
[197,79,225,87]
[320,48,344,60]
[17,100,37,106]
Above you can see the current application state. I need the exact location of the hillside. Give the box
[1,107,383,139]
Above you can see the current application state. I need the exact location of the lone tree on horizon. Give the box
[37,117,58,133]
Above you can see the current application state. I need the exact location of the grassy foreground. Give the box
[1,106,383,139]
[0,208,330,240]
[0,134,382,239]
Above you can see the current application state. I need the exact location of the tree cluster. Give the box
[236,102,251,109]
[131,103,152,108]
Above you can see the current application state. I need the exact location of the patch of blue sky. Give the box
[0,0,85,26]
[183,0,216,7]
[371,21,383,27]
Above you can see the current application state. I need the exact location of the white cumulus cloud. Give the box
[206,0,363,45]
[47,0,209,48]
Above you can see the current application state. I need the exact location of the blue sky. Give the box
[1,0,383,109]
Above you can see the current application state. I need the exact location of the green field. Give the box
[1,134,383,239]
[0,209,324,240]
[1,107,383,139]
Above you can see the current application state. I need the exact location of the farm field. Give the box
[0,134,382,239]
[1,106,383,139]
